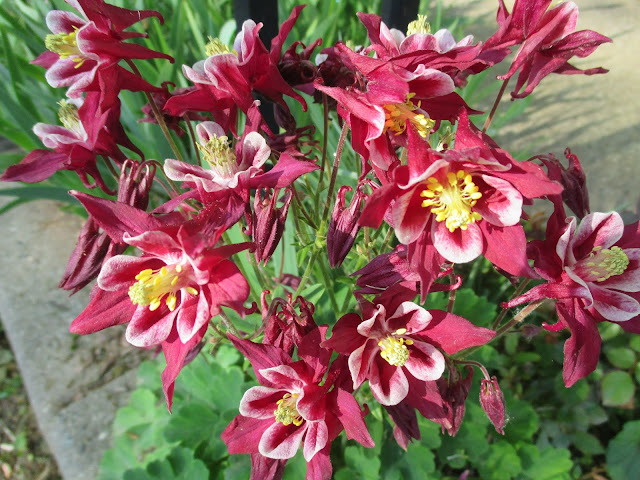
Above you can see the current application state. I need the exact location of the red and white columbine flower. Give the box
[323,290,495,406]
[71,222,251,348]
[34,0,172,106]
[223,330,373,480]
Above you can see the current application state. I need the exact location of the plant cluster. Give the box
[1,0,637,479]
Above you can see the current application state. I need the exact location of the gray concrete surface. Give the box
[0,192,146,480]
[0,0,638,479]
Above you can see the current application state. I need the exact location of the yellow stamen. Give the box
[420,170,483,232]
[45,28,85,67]
[274,393,303,426]
[128,264,197,312]
[577,246,629,282]
[378,330,411,367]
[407,14,431,35]
[205,37,237,57]
[58,100,80,131]
[197,135,238,178]
[383,93,435,139]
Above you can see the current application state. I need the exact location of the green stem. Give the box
[293,247,321,299]
[321,122,349,223]
[319,260,339,315]
[482,77,510,134]
[492,279,530,330]
[125,59,185,164]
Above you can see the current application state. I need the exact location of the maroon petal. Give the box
[161,322,208,411]
[222,415,272,454]
[228,335,292,386]
[1,150,68,183]
[556,299,601,387]
[333,388,375,448]
[69,285,134,335]
[416,310,495,355]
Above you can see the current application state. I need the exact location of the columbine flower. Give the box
[165,111,318,208]
[506,204,640,385]
[322,287,494,406]
[483,0,610,98]
[70,216,251,348]
[223,330,373,480]
[33,0,172,107]
[180,6,307,116]
[1,93,137,193]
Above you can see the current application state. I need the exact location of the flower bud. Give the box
[480,376,506,434]
[354,244,420,295]
[328,185,367,267]
[59,160,155,293]
[253,187,293,264]
[537,148,589,219]
[262,292,316,356]
[438,366,474,436]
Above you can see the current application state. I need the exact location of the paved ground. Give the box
[0,0,638,478]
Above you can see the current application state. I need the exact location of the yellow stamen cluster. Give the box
[274,393,303,426]
[383,93,435,139]
[197,135,237,177]
[128,264,198,312]
[378,328,414,367]
[45,29,85,67]
[579,246,629,282]
[205,37,236,56]
[420,170,483,233]
[58,100,80,131]
[407,14,431,35]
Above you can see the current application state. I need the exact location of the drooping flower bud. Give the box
[59,160,156,293]
[262,291,316,356]
[353,245,421,295]
[536,148,589,219]
[480,376,506,434]
[438,366,474,436]
[253,187,293,264]
[328,185,368,267]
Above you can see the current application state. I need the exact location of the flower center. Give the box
[575,246,629,282]
[378,328,414,367]
[274,393,303,426]
[128,264,198,312]
[420,170,483,233]
[197,135,238,179]
[45,29,85,67]
[383,93,435,139]
[407,14,431,35]
[58,100,80,132]
[205,37,237,56]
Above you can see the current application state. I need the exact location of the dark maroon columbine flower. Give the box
[438,365,474,436]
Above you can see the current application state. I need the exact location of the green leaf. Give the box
[477,440,522,480]
[570,431,604,455]
[604,346,636,369]
[606,420,640,480]
[629,335,640,353]
[344,445,381,480]
[123,447,209,480]
[520,444,573,480]
[504,397,539,442]
[601,371,635,407]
